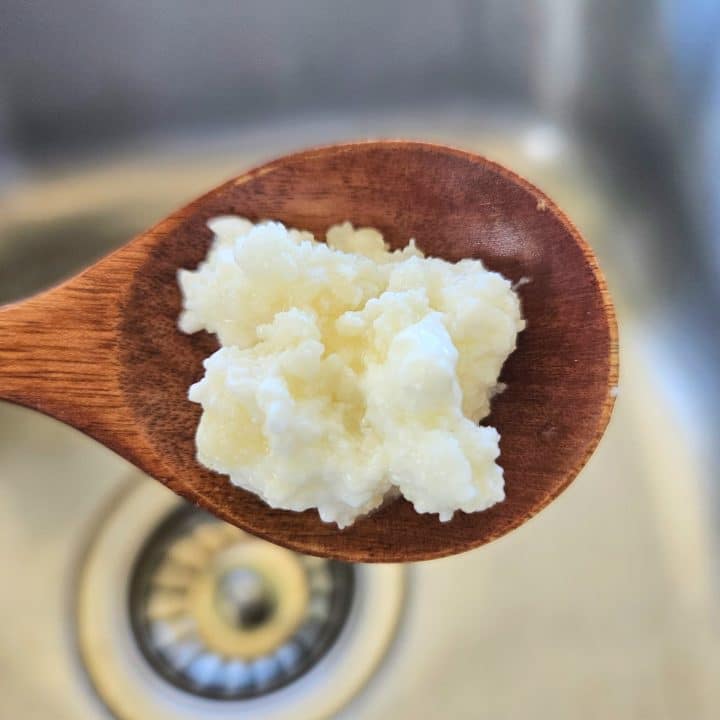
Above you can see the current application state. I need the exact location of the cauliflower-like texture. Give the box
[178,217,524,527]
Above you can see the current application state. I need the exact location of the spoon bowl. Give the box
[0,141,617,562]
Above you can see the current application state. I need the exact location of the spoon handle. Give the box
[0,282,121,431]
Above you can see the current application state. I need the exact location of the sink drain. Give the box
[75,477,405,720]
[128,506,354,699]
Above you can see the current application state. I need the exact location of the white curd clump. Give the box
[178,216,524,528]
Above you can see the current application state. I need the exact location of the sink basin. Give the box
[1,112,719,718]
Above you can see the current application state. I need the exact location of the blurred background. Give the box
[1,1,719,718]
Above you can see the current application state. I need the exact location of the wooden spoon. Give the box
[0,141,617,562]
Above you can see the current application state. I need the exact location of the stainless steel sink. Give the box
[2,2,720,717]
[2,111,718,719]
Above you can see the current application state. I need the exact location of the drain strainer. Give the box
[129,507,354,699]
[75,477,405,720]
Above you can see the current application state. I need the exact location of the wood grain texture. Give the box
[0,141,618,562]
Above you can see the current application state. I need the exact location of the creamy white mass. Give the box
[178,216,524,527]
